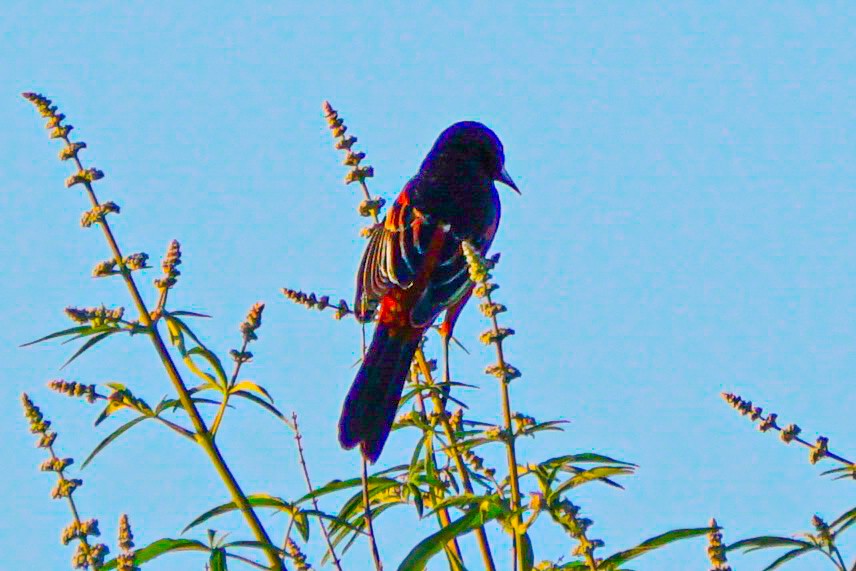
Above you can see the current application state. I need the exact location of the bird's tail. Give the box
[338,324,421,463]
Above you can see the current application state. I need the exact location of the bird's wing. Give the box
[355,197,475,326]
[409,236,472,326]
[354,195,436,318]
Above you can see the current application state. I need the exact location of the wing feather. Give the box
[355,193,494,326]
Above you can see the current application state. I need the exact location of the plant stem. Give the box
[831,546,847,571]
[412,374,465,570]
[210,339,249,436]
[483,289,525,571]
[415,349,498,571]
[48,442,101,570]
[361,455,384,570]
[292,413,344,571]
[66,146,285,571]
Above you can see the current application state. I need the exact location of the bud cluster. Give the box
[706,519,731,571]
[81,202,120,228]
[721,392,843,466]
[282,287,353,320]
[323,101,375,191]
[65,305,125,326]
[154,240,181,290]
[285,538,314,571]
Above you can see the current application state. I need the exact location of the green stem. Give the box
[415,349,498,571]
[48,442,102,570]
[67,146,285,571]
[412,374,465,570]
[830,545,847,571]
[484,290,525,571]
[361,455,384,571]
[210,339,249,436]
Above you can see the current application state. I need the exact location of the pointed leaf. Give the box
[60,324,121,344]
[600,527,714,568]
[398,508,499,571]
[551,466,635,498]
[761,546,815,571]
[231,390,292,427]
[170,310,212,318]
[21,325,93,347]
[95,400,127,426]
[61,330,116,368]
[831,506,856,530]
[188,346,228,385]
[298,476,402,504]
[231,381,274,403]
[301,508,366,536]
[410,483,424,518]
[183,494,297,533]
[100,538,209,569]
[726,536,814,553]
[544,453,636,467]
[82,415,149,468]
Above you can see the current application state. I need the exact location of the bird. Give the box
[338,121,519,463]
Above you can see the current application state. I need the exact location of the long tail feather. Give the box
[338,324,421,463]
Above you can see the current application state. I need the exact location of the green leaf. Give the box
[408,433,426,482]
[398,506,500,571]
[550,466,635,498]
[61,330,117,368]
[230,380,274,403]
[761,546,815,571]
[424,432,436,483]
[223,540,287,557]
[425,494,481,519]
[821,465,856,480]
[326,503,397,561]
[409,483,424,518]
[188,346,228,386]
[301,508,366,536]
[82,415,149,468]
[331,483,403,533]
[726,536,814,553]
[165,315,186,351]
[167,315,206,348]
[231,390,292,426]
[183,494,299,534]
[543,453,636,467]
[519,420,569,437]
[155,395,222,414]
[170,310,212,318]
[100,538,209,569]
[94,400,127,426]
[293,510,310,541]
[830,506,856,532]
[60,324,122,344]
[599,527,714,568]
[20,325,93,347]
[210,547,228,571]
[296,476,399,505]
[554,562,590,570]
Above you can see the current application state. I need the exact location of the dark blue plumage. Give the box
[339,121,518,463]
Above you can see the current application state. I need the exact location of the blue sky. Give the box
[2,2,854,569]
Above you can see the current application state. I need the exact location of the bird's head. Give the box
[424,121,520,194]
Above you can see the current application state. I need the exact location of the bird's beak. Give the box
[497,166,521,194]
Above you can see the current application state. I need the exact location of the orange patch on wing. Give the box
[378,222,448,334]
